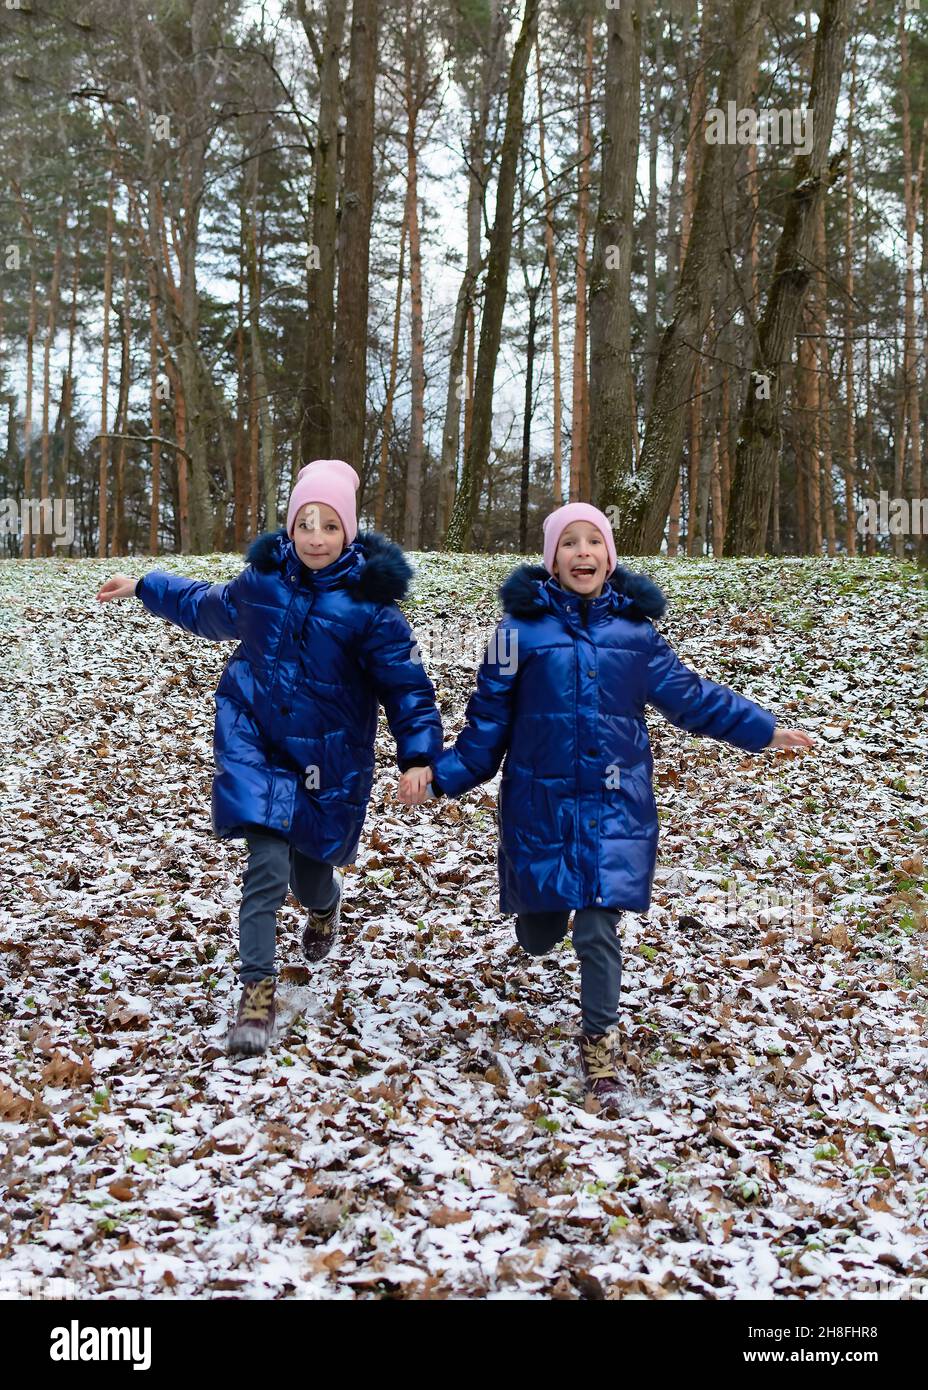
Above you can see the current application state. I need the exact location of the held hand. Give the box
[769,727,815,750]
[97,574,138,603]
[398,766,433,805]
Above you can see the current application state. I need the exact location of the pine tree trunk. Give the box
[719,358,731,547]
[863,179,875,557]
[797,325,821,554]
[148,279,161,556]
[62,216,82,527]
[893,351,905,548]
[900,12,922,559]
[298,0,347,465]
[332,0,379,474]
[444,0,539,551]
[920,125,928,565]
[520,277,540,553]
[535,33,563,505]
[663,4,690,321]
[113,233,131,557]
[39,208,66,559]
[377,220,407,532]
[570,10,593,503]
[246,158,277,533]
[402,5,425,551]
[667,477,681,556]
[436,2,503,536]
[616,0,764,554]
[643,21,663,418]
[235,198,248,546]
[823,367,836,557]
[843,53,857,557]
[724,0,851,556]
[683,20,706,551]
[99,174,115,558]
[589,0,640,516]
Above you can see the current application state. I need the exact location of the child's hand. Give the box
[97,574,138,602]
[398,766,433,804]
[768,727,815,750]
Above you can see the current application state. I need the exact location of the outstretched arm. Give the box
[98,570,240,642]
[645,628,788,751]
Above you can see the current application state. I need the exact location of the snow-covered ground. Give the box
[0,550,926,1300]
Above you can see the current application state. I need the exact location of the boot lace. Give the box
[582,1033,619,1080]
[306,895,339,936]
[240,978,274,1022]
[306,908,334,936]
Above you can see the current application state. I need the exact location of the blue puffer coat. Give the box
[431,564,777,914]
[136,529,443,864]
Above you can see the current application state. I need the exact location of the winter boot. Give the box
[301,869,342,964]
[577,1026,626,1114]
[227,977,276,1057]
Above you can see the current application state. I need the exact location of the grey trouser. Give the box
[515,907,623,1036]
[237,828,338,982]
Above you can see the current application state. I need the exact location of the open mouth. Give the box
[571,565,596,578]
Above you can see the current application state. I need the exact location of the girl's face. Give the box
[293,502,346,569]
[553,523,610,597]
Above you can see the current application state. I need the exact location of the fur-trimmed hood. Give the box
[499,562,667,622]
[246,528,414,605]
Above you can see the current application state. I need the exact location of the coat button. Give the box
[588,669,596,678]
[282,818,289,827]
[588,818,596,828]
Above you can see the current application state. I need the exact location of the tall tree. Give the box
[589,0,640,518]
[570,8,593,502]
[445,0,540,551]
[331,0,380,472]
[725,0,851,555]
[297,0,347,466]
[612,0,764,554]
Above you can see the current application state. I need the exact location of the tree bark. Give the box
[535,32,563,506]
[900,10,922,559]
[570,10,594,502]
[843,52,857,556]
[615,0,764,554]
[99,173,115,558]
[113,231,131,557]
[298,0,347,465]
[643,21,663,418]
[725,0,851,556]
[332,0,379,473]
[590,0,640,518]
[444,0,539,551]
[246,151,277,533]
[437,3,503,536]
[39,206,66,558]
[377,218,406,532]
[402,0,426,550]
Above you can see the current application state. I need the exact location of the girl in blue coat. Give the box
[399,503,812,1112]
[98,459,441,1057]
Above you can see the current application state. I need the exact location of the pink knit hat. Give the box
[286,459,360,542]
[542,503,617,576]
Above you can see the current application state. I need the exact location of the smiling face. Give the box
[553,523,610,596]
[292,502,346,569]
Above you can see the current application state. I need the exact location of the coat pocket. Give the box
[601,763,657,838]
